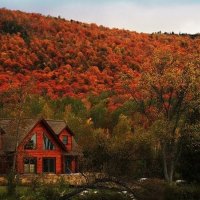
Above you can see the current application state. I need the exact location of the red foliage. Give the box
[0,9,199,108]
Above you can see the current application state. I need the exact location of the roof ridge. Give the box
[45,119,65,122]
[0,118,37,120]
[0,118,65,121]
[0,118,14,120]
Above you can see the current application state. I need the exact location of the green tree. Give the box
[1,20,30,43]
[90,102,109,128]
[113,114,132,136]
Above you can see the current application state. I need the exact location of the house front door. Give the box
[65,156,72,174]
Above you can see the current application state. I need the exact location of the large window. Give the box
[62,136,68,145]
[24,158,36,173]
[24,134,36,150]
[43,158,55,173]
[43,134,55,150]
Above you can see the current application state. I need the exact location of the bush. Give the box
[6,171,18,196]
[164,184,200,200]
[0,192,7,200]
[135,179,166,200]
[23,183,59,200]
[75,190,132,200]
[24,178,70,200]
[134,179,200,200]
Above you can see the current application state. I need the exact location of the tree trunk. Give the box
[169,159,174,184]
[162,144,169,182]
[12,118,21,172]
[162,141,178,184]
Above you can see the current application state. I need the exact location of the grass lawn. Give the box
[0,186,28,194]
[0,186,6,193]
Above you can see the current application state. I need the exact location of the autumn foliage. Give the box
[0,8,200,109]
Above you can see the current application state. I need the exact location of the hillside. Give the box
[0,9,199,185]
[0,8,200,108]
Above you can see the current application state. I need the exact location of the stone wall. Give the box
[0,173,105,186]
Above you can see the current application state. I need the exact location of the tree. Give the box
[135,51,200,183]
[113,114,132,136]
[1,20,30,43]
[178,100,200,182]
[0,77,36,174]
[90,102,109,128]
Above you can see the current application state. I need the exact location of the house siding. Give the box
[17,122,64,174]
[58,129,72,151]
[0,119,80,175]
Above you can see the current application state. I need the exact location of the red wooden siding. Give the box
[16,120,78,174]
[17,121,63,174]
[58,129,72,151]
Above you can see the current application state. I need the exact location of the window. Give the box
[24,134,36,150]
[62,136,68,145]
[43,158,55,173]
[24,158,36,173]
[65,157,72,174]
[43,133,55,150]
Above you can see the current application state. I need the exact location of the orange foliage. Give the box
[0,9,200,108]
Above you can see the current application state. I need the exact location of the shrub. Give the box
[6,171,18,196]
[135,179,166,200]
[24,179,70,200]
[134,179,200,200]
[164,184,200,200]
[76,190,132,200]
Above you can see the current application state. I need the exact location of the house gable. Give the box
[58,126,82,156]
[16,119,67,174]
[58,127,73,151]
[18,119,65,152]
[0,118,81,174]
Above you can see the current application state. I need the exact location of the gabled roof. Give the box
[46,120,75,136]
[46,120,67,135]
[0,118,82,155]
[0,118,66,152]
[0,127,6,135]
[0,118,38,152]
[64,137,83,156]
[39,119,66,151]
[45,120,81,155]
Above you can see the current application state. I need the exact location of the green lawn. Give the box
[0,186,6,193]
[0,186,28,195]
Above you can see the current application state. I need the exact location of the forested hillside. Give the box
[0,9,200,183]
[0,8,200,107]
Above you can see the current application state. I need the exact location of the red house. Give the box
[0,118,82,174]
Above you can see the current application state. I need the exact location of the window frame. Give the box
[24,134,37,150]
[62,135,68,145]
[23,157,37,174]
[42,157,56,173]
[43,133,55,150]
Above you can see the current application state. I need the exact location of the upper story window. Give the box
[24,134,36,150]
[43,133,55,150]
[62,136,68,145]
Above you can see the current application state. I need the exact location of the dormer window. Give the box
[24,134,36,150]
[62,136,68,145]
[43,133,55,150]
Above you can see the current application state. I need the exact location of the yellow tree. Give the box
[135,50,200,183]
